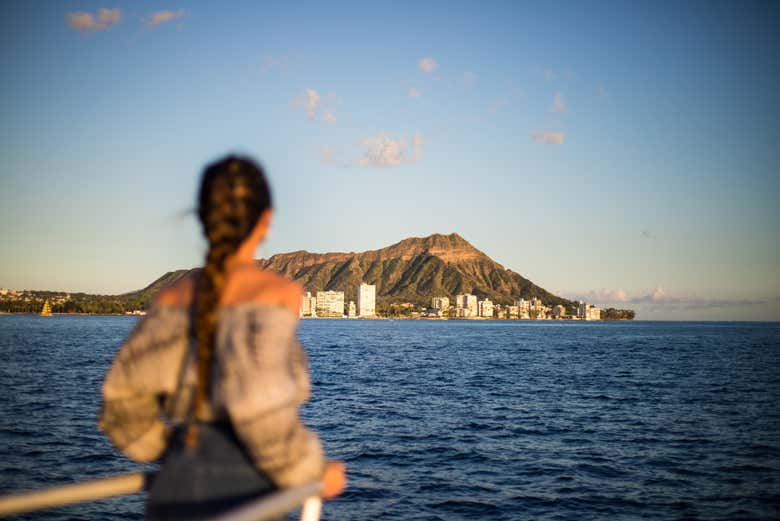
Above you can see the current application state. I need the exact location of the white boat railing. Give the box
[0,472,323,521]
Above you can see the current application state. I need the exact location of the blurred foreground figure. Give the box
[99,156,345,520]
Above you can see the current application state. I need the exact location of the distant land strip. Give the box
[0,233,635,320]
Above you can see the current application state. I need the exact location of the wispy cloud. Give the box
[632,287,767,309]
[67,8,121,33]
[578,288,629,303]
[295,88,341,124]
[532,132,565,144]
[144,9,186,28]
[304,89,320,119]
[261,54,289,71]
[577,286,768,310]
[321,146,334,164]
[408,87,421,99]
[355,132,423,167]
[489,99,507,114]
[320,146,350,167]
[463,72,475,87]
[418,57,438,73]
[543,68,556,80]
[640,230,657,240]
[551,92,566,113]
[632,287,669,303]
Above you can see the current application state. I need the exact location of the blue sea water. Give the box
[0,316,779,520]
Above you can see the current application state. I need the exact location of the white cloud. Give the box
[629,287,768,309]
[296,88,340,123]
[320,146,351,167]
[551,92,566,113]
[418,57,438,73]
[356,132,423,167]
[579,286,769,310]
[649,287,666,301]
[408,87,421,98]
[67,8,122,32]
[321,146,336,165]
[588,288,629,303]
[303,88,321,120]
[144,9,186,27]
[532,132,565,145]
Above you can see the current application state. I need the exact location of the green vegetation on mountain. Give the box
[257,233,574,310]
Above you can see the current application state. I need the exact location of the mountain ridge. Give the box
[254,232,571,309]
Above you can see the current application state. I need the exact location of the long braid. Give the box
[186,156,272,449]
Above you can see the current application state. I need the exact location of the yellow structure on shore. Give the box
[40,300,52,316]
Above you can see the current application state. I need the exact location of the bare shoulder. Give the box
[223,268,302,314]
[154,272,197,306]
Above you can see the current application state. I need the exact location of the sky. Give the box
[1,1,778,320]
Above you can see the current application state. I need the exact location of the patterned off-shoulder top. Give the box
[98,302,325,488]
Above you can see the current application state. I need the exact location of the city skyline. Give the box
[1,1,778,320]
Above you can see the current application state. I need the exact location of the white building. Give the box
[316,291,345,317]
[300,292,317,317]
[478,298,494,318]
[356,283,376,317]
[514,298,530,319]
[552,304,566,318]
[431,297,450,312]
[455,294,478,318]
[348,301,357,318]
[578,301,601,321]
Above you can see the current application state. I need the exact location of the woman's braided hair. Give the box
[187,155,271,448]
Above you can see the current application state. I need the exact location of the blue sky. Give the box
[1,1,778,320]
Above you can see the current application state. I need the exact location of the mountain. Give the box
[254,233,572,309]
[141,233,572,310]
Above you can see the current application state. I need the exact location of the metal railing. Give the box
[0,472,323,521]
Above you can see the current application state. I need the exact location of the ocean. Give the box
[0,316,778,520]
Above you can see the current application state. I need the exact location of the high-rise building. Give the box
[478,298,494,318]
[316,291,345,317]
[356,283,376,317]
[456,294,478,318]
[300,291,317,317]
[432,297,450,311]
[514,298,530,319]
[348,300,357,318]
[578,301,601,320]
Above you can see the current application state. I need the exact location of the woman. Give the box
[98,156,345,520]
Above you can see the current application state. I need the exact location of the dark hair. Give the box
[187,155,272,447]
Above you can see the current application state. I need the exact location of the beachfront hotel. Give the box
[578,301,601,321]
[316,290,345,317]
[478,298,494,318]
[357,283,376,317]
[300,292,317,317]
[455,294,478,318]
[431,297,450,312]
